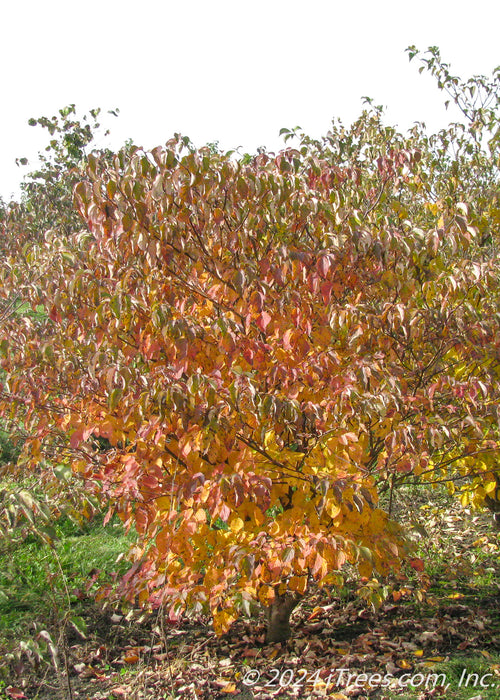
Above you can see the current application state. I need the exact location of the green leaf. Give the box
[109,387,123,412]
[110,296,121,319]
[70,615,88,639]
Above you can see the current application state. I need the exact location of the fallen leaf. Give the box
[214,680,237,692]
[242,648,259,658]
[6,689,27,700]
[418,631,442,644]
[308,605,325,620]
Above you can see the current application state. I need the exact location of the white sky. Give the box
[1,0,499,202]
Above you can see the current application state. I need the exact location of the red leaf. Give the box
[218,503,231,522]
[6,689,27,699]
[409,558,425,572]
[316,255,331,278]
[256,312,271,332]
[49,305,62,323]
[320,280,333,303]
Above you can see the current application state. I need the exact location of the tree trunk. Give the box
[265,591,301,643]
[484,490,500,530]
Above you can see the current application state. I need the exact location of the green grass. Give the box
[392,653,500,699]
[0,512,133,637]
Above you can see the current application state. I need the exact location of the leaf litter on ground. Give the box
[2,495,499,699]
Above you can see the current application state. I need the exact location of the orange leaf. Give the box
[123,653,139,664]
[217,682,237,693]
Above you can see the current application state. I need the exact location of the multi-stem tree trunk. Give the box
[265,591,302,643]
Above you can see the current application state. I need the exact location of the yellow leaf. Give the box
[370,508,387,533]
[193,508,206,523]
[472,537,488,547]
[138,589,149,606]
[108,387,123,411]
[213,609,237,635]
[358,561,373,579]
[268,521,280,536]
[460,491,470,507]
[358,546,373,562]
[485,481,498,495]
[325,501,342,519]
[156,496,171,511]
[288,575,308,594]
[253,504,266,526]
[258,585,274,604]
[230,517,244,533]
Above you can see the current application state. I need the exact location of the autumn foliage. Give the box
[1,49,500,642]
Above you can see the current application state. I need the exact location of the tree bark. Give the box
[484,488,500,530]
[265,591,301,643]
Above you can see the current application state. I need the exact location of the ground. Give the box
[1,489,499,700]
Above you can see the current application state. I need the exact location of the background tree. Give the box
[282,47,500,516]
[0,106,120,541]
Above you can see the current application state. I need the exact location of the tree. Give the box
[404,46,500,253]
[0,106,120,541]
[1,51,499,642]
[0,105,119,263]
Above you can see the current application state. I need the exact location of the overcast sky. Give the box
[1,0,499,201]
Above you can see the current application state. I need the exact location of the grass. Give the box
[0,514,132,636]
[0,429,133,636]
[393,654,500,699]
